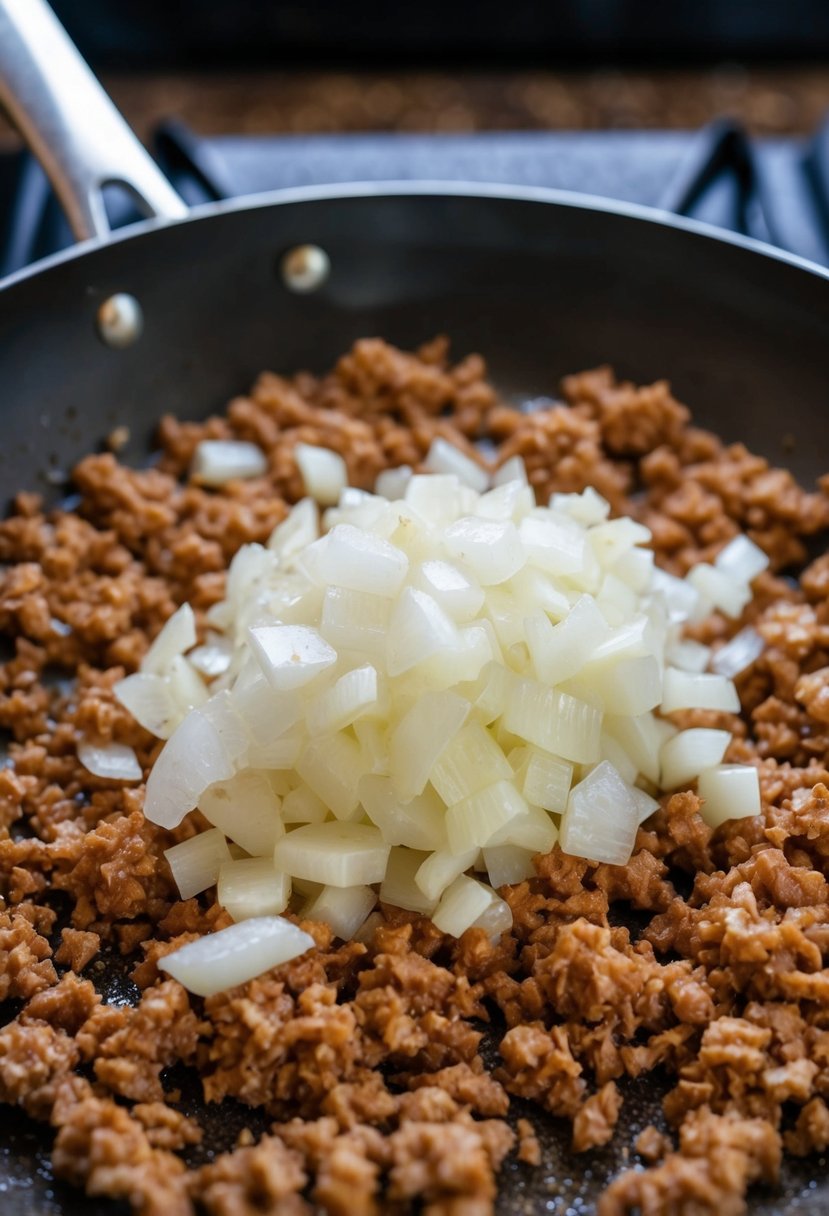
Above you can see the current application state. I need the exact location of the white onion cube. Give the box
[303,884,377,940]
[274,822,390,887]
[560,761,641,866]
[444,517,525,585]
[294,444,347,506]
[697,763,761,828]
[661,667,740,714]
[218,857,290,920]
[165,828,231,900]
[249,624,336,691]
[192,440,268,486]
[199,771,284,856]
[424,437,490,492]
[660,728,731,791]
[160,916,314,996]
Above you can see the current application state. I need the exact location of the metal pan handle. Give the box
[0,0,188,243]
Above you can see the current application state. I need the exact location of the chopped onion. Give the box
[603,713,666,786]
[267,498,319,559]
[274,822,390,887]
[375,465,413,500]
[281,784,328,824]
[380,848,436,914]
[430,720,512,805]
[114,673,179,740]
[78,740,142,782]
[294,443,348,506]
[315,524,409,598]
[560,761,641,866]
[711,627,765,678]
[521,748,573,814]
[697,763,761,828]
[661,667,740,714]
[444,517,525,585]
[491,803,558,853]
[188,637,233,678]
[165,828,231,900]
[414,560,485,622]
[199,771,284,856]
[386,587,460,676]
[588,517,651,567]
[217,857,290,920]
[666,638,712,674]
[306,665,379,735]
[168,655,209,713]
[660,728,731,791]
[446,779,530,854]
[192,439,268,486]
[564,654,663,716]
[296,732,364,820]
[519,514,585,577]
[524,594,608,685]
[493,455,528,487]
[320,585,392,661]
[483,843,536,888]
[144,708,235,829]
[550,486,610,525]
[472,892,513,941]
[415,846,479,902]
[432,874,495,938]
[424,437,490,492]
[249,624,337,691]
[141,604,197,676]
[686,564,751,620]
[503,677,602,764]
[359,775,447,850]
[714,535,769,583]
[160,916,314,997]
[302,884,377,939]
[389,690,469,801]
[475,480,535,523]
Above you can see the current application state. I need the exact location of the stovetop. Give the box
[2,116,829,277]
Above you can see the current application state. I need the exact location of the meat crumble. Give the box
[2,338,829,1215]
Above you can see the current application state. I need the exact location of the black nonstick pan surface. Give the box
[1,5,829,1215]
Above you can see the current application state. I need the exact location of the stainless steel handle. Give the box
[0,0,188,243]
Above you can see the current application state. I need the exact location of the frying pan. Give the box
[1,2,829,1213]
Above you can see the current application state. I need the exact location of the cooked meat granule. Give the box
[2,338,829,1215]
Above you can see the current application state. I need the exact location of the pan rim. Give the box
[2,179,829,292]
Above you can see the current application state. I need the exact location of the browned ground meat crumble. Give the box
[2,338,829,1215]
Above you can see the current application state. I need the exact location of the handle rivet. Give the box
[96,293,143,348]
[280,245,330,293]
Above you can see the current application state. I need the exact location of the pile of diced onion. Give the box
[91,437,768,996]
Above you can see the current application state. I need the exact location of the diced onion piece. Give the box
[444,517,525,585]
[472,892,513,941]
[386,587,460,676]
[503,677,602,764]
[714,535,769,583]
[611,546,654,593]
[192,439,268,486]
[405,473,477,525]
[711,627,765,678]
[303,884,377,940]
[375,465,413,500]
[306,665,379,735]
[165,828,231,900]
[249,624,336,691]
[414,560,485,622]
[550,486,610,525]
[660,728,732,791]
[141,604,197,676]
[661,667,740,714]
[631,785,660,824]
[491,804,558,853]
[320,585,392,660]
[589,517,651,568]
[446,779,530,854]
[521,749,573,814]
[281,785,328,824]
[188,638,233,678]
[519,513,585,577]
[144,708,236,829]
[651,567,701,624]
[354,911,385,944]
[168,655,209,713]
[493,456,528,487]
[666,638,712,673]
[78,740,142,782]
[267,498,319,559]
[686,564,751,620]
[199,771,284,856]
[599,732,638,785]
[560,761,641,866]
[199,689,252,766]
[524,594,608,685]
[359,775,447,850]
[424,437,490,492]
[389,690,469,801]
[380,848,436,914]
[274,822,390,887]
[160,916,314,997]
[483,843,537,888]
[315,524,409,598]
[603,713,665,786]
[475,480,535,523]
[294,443,347,506]
[296,732,364,821]
[564,654,663,716]
[697,763,761,828]
[432,874,494,938]
[114,673,179,740]
[415,846,478,902]
[353,719,390,775]
[430,720,512,805]
[218,857,290,921]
